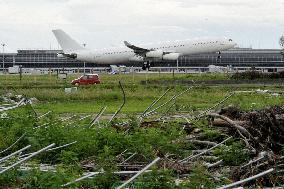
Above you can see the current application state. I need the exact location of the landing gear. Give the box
[217,51,222,59]
[217,51,222,63]
[142,61,151,70]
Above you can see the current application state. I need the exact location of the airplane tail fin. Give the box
[52,29,85,53]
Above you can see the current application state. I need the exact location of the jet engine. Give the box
[163,53,180,60]
[57,53,65,58]
[129,55,144,62]
[145,50,163,58]
[57,53,77,59]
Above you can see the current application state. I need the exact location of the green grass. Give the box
[1,73,284,188]
[0,73,231,90]
[1,73,284,114]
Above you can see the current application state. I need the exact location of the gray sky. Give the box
[0,0,284,52]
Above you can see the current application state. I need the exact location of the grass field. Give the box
[1,73,284,114]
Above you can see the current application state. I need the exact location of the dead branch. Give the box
[200,155,219,161]
[191,150,212,155]
[89,106,107,128]
[62,170,152,187]
[205,160,223,168]
[61,115,76,122]
[0,143,55,174]
[190,92,235,123]
[116,149,128,158]
[0,98,27,112]
[188,139,218,147]
[212,119,246,127]
[66,115,92,126]
[241,151,267,169]
[120,153,137,165]
[46,141,77,152]
[207,113,251,138]
[116,157,160,189]
[140,88,171,117]
[20,141,77,158]
[0,145,31,163]
[179,137,232,163]
[217,168,275,189]
[143,87,193,118]
[0,132,26,154]
[37,111,52,119]
[109,81,126,123]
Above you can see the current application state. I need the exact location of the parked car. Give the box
[71,74,100,86]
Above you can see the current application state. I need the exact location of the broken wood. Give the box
[0,143,55,174]
[141,88,171,118]
[179,137,232,163]
[89,106,107,127]
[0,132,26,154]
[116,157,160,189]
[217,168,274,189]
[109,81,126,123]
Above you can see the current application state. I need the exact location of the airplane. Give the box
[52,29,237,70]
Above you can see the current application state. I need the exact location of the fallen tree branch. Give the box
[116,149,128,158]
[20,141,77,158]
[0,132,26,154]
[140,88,171,118]
[188,139,218,147]
[89,106,107,127]
[0,98,27,112]
[0,143,55,174]
[120,153,137,164]
[143,87,193,118]
[241,152,267,169]
[62,170,152,187]
[191,92,235,122]
[109,81,126,123]
[116,157,161,189]
[37,111,52,119]
[66,115,92,126]
[179,137,232,163]
[0,145,31,163]
[217,168,274,189]
[207,113,253,140]
[205,160,223,168]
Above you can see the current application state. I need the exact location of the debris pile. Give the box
[211,106,284,186]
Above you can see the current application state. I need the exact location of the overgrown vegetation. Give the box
[232,71,284,80]
[0,73,283,188]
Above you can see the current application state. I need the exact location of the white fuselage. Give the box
[73,37,236,64]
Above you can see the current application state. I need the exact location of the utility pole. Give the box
[280,35,284,58]
[1,44,5,74]
[83,43,86,74]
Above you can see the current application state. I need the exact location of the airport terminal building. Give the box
[0,48,284,71]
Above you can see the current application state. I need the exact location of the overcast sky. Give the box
[0,0,284,52]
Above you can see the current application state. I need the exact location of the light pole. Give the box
[280,35,284,58]
[1,44,5,74]
[83,43,86,74]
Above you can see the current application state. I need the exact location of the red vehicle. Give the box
[71,74,101,86]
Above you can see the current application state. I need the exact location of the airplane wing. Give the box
[124,41,150,54]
